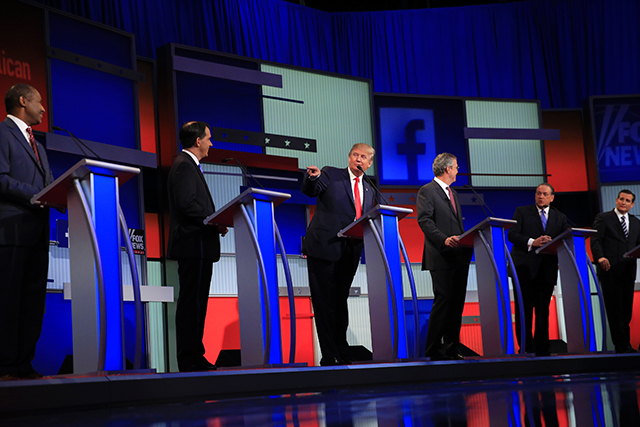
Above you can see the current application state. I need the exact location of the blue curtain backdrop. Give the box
[33,0,640,108]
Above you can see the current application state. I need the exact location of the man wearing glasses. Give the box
[417,153,473,361]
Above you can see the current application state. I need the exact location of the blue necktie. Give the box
[541,209,547,230]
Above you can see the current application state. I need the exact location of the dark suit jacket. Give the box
[417,180,473,270]
[0,117,53,246]
[167,152,220,261]
[590,210,640,278]
[508,204,568,283]
[301,166,376,262]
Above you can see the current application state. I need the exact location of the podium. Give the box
[536,228,598,353]
[624,243,640,259]
[458,217,517,356]
[32,159,140,373]
[204,188,290,366]
[339,205,413,360]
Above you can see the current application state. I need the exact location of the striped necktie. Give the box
[621,216,628,240]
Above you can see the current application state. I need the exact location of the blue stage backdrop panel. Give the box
[591,95,640,184]
[48,12,133,68]
[174,47,262,153]
[374,95,468,187]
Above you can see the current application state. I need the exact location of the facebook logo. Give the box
[379,108,437,184]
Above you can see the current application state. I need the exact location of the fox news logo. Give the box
[596,102,640,183]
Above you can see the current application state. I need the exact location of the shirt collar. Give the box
[434,177,449,192]
[182,149,199,166]
[6,114,29,139]
[614,208,628,221]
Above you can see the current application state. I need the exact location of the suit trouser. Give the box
[0,240,49,376]
[176,257,214,371]
[514,267,556,353]
[599,269,635,351]
[425,265,470,356]
[307,243,361,362]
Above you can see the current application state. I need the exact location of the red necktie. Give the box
[447,186,457,215]
[26,127,42,166]
[354,176,362,219]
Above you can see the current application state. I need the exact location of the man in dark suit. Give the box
[508,183,567,356]
[590,189,640,353]
[0,84,54,380]
[167,121,227,372]
[417,152,473,361]
[302,143,378,366]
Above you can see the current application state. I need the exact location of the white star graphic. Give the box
[265,138,270,144]
[304,142,310,149]
[284,140,291,146]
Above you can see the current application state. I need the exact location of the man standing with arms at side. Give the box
[590,190,640,353]
[0,84,54,380]
[417,153,473,361]
[302,143,378,366]
[167,121,227,372]
[508,183,567,356]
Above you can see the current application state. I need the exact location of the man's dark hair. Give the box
[537,183,555,195]
[179,121,210,149]
[5,84,34,114]
[618,189,636,203]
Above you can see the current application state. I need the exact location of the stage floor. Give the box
[2,352,640,425]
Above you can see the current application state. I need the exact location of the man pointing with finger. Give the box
[302,143,378,366]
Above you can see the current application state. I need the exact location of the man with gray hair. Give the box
[417,153,473,360]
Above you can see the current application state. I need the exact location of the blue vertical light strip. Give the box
[253,199,283,364]
[92,174,124,371]
[573,236,597,351]
[382,213,408,359]
[491,226,515,354]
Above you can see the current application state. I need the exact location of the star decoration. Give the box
[222,133,227,138]
[304,142,310,149]
[264,138,270,144]
[410,196,416,202]
[284,140,291,147]
[388,196,395,203]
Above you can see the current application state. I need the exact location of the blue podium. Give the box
[32,159,141,373]
[204,188,290,366]
[537,228,599,353]
[338,205,413,361]
[459,217,518,356]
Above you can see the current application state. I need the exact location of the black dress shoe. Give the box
[320,357,345,366]
[18,366,43,379]
[179,360,217,372]
[445,349,464,360]
[426,351,453,361]
[535,350,551,357]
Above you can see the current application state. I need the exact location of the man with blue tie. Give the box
[0,84,54,380]
[302,143,378,366]
[590,190,640,353]
[508,183,567,356]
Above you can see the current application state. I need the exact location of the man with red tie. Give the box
[302,143,378,366]
[0,84,54,380]
[417,153,473,360]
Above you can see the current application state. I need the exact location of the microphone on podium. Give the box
[52,125,103,161]
[222,157,264,189]
[357,165,389,205]
[463,184,495,218]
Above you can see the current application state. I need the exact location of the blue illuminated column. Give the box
[205,188,290,366]
[539,229,598,353]
[340,205,412,361]
[459,218,517,356]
